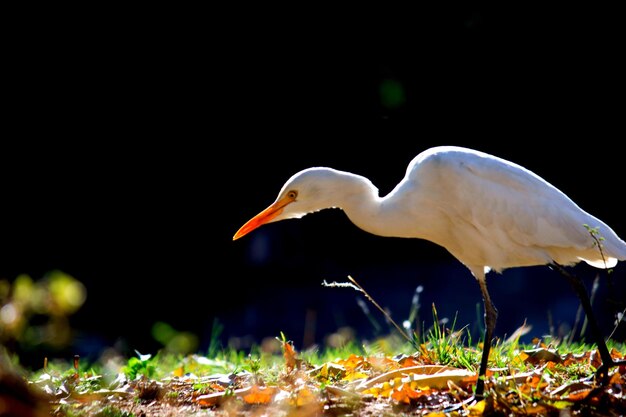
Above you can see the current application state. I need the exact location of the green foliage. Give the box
[19,334,626,416]
[0,271,86,353]
[246,353,261,374]
[302,339,365,365]
[122,351,157,380]
[420,304,479,371]
[206,318,224,358]
[151,321,198,355]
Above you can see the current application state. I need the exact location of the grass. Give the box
[5,305,623,417]
[2,265,625,416]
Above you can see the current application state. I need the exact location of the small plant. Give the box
[246,353,261,374]
[122,351,157,380]
[583,224,610,271]
[420,304,477,370]
[207,318,224,358]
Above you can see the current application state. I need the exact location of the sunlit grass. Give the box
[4,318,623,417]
[2,268,625,416]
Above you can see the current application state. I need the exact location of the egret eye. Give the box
[287,191,298,199]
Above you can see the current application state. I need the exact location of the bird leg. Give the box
[550,262,626,382]
[475,277,498,399]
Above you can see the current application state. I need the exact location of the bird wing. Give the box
[406,148,602,258]
[456,155,593,248]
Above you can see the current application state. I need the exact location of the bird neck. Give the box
[335,176,405,238]
[339,175,433,240]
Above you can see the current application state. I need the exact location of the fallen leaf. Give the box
[341,370,369,382]
[282,341,297,372]
[610,347,624,360]
[589,349,602,370]
[172,366,184,377]
[323,385,361,399]
[391,382,421,404]
[561,351,590,367]
[336,354,368,372]
[358,365,472,391]
[398,356,422,368]
[521,348,562,364]
[511,403,548,415]
[609,372,623,384]
[243,385,277,404]
[290,387,317,406]
[309,362,344,382]
[468,399,486,416]
[548,381,593,401]
[195,386,252,407]
[367,355,398,373]
[195,392,223,407]
[209,383,225,392]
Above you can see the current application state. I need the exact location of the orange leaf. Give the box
[283,341,297,371]
[399,356,422,368]
[195,393,222,407]
[609,372,623,384]
[195,391,230,407]
[341,370,368,382]
[243,385,277,404]
[391,383,421,404]
[561,351,590,367]
[548,381,593,401]
[172,366,184,377]
[291,387,317,406]
[589,349,602,370]
[521,348,562,365]
[336,354,367,372]
[610,347,624,361]
[367,355,398,372]
[566,389,592,402]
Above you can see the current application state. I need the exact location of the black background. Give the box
[2,5,625,366]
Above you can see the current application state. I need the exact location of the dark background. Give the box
[2,5,625,366]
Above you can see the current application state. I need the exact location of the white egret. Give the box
[233,145,626,398]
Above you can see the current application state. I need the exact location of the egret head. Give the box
[233,167,361,240]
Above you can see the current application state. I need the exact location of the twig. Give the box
[324,275,412,343]
[580,273,600,338]
[571,226,610,342]
[607,307,626,341]
[347,276,412,343]
[583,224,609,270]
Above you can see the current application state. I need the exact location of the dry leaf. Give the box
[283,341,297,372]
[243,385,277,404]
[521,348,562,364]
[336,354,368,372]
[172,366,184,377]
[195,392,224,407]
[399,356,422,368]
[290,387,317,406]
[549,381,593,401]
[391,382,421,404]
[367,355,398,373]
[358,365,471,390]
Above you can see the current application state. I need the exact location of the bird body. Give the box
[386,146,625,272]
[234,145,626,398]
[236,146,626,275]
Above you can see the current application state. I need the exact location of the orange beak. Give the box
[233,195,294,240]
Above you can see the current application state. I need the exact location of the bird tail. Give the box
[579,256,618,269]
[583,225,626,268]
